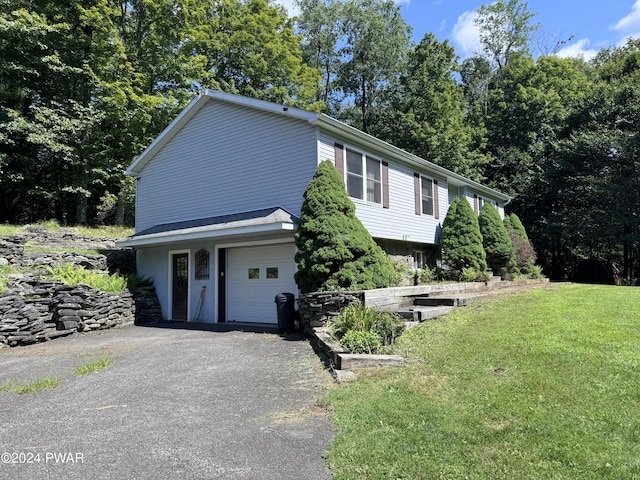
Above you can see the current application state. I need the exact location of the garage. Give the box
[226,244,298,324]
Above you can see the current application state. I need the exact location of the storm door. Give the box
[171,253,189,320]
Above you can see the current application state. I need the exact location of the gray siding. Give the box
[136,100,318,232]
[318,136,447,245]
[318,133,337,165]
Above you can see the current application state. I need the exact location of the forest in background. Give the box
[0,0,638,282]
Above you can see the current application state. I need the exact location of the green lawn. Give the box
[324,284,640,479]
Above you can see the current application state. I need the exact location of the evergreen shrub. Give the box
[479,203,516,277]
[294,160,399,293]
[440,197,486,277]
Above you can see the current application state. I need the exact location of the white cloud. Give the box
[451,10,481,58]
[555,38,599,61]
[609,0,640,45]
[613,0,640,34]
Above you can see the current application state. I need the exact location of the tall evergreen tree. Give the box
[440,197,487,276]
[294,160,398,293]
[479,203,515,276]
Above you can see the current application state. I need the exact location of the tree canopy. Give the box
[1,0,638,282]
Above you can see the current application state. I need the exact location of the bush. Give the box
[479,203,516,276]
[328,303,405,353]
[419,265,446,284]
[46,263,152,293]
[460,267,489,283]
[441,197,487,277]
[295,160,400,293]
[340,330,380,354]
[504,213,529,242]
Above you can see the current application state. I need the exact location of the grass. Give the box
[23,244,106,256]
[0,221,133,239]
[0,264,10,294]
[324,284,640,479]
[0,377,62,394]
[73,353,114,375]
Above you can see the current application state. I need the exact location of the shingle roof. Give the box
[134,207,299,237]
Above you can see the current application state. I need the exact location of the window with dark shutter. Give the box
[346,149,364,200]
[421,177,434,216]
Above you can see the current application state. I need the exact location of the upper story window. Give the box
[414,173,439,218]
[346,149,363,199]
[346,149,382,204]
[421,177,434,216]
[366,157,382,203]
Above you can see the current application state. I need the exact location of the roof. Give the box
[116,207,298,248]
[125,89,510,202]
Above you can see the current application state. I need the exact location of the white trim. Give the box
[343,144,384,207]
[168,249,191,322]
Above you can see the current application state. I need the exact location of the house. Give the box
[117,91,510,325]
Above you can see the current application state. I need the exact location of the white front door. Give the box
[226,244,297,323]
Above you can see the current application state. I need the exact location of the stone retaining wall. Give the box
[0,279,162,348]
[0,232,162,348]
[296,279,550,331]
[297,291,364,332]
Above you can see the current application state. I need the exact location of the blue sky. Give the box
[277,0,640,60]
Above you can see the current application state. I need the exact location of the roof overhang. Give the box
[116,207,298,248]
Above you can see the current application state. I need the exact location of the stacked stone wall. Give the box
[297,291,364,332]
[0,232,161,348]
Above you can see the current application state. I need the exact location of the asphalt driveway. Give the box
[0,324,335,480]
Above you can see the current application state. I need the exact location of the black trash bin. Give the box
[275,293,296,333]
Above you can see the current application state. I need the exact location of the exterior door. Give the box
[171,253,189,320]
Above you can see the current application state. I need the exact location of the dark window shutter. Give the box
[382,161,389,209]
[414,173,421,215]
[334,143,344,178]
[433,179,439,219]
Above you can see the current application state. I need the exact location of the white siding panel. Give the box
[318,134,335,165]
[317,133,445,245]
[136,101,318,232]
[356,162,443,244]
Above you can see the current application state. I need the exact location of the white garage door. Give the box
[226,244,298,324]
